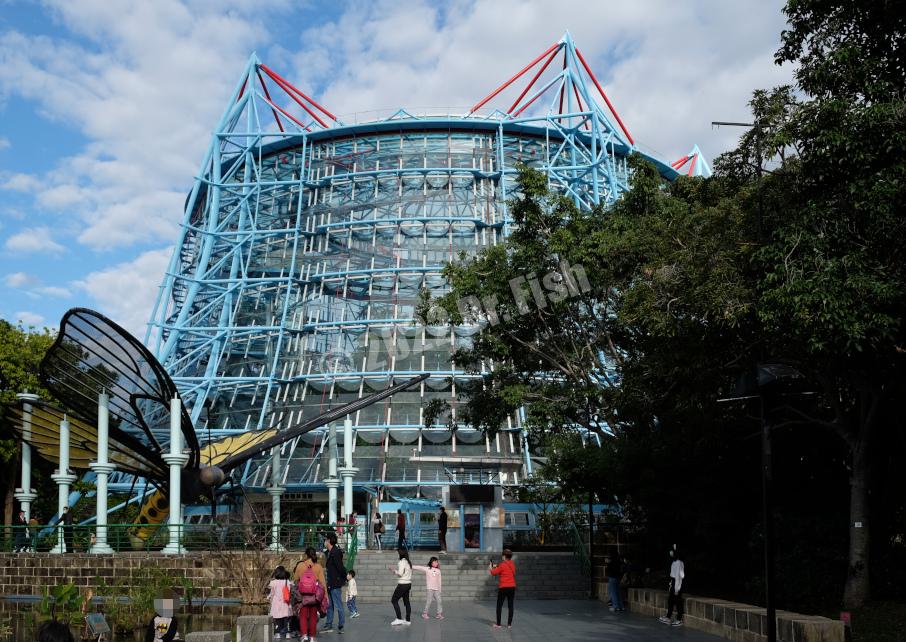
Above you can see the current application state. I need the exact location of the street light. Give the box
[712,117,775,640]
[721,363,808,642]
[711,121,764,242]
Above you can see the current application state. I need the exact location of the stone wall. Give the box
[0,550,587,606]
[598,582,846,642]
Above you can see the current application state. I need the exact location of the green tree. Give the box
[0,320,57,527]
[759,0,906,607]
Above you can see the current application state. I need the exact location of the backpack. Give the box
[299,565,318,595]
[378,522,385,534]
[282,580,291,604]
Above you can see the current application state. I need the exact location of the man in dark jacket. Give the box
[396,509,406,549]
[605,547,625,612]
[321,533,346,634]
[438,506,448,553]
[61,506,75,553]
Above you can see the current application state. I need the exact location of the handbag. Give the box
[316,583,329,617]
[282,580,291,604]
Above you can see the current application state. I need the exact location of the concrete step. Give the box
[339,551,589,603]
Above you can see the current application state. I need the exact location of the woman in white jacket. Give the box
[387,548,413,626]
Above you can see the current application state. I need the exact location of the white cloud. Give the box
[1,172,41,192]
[0,0,278,249]
[74,247,172,337]
[3,226,65,253]
[0,137,9,150]
[289,0,793,162]
[13,310,45,326]
[0,1,793,254]
[4,271,37,287]
[32,285,72,298]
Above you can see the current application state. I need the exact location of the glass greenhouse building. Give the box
[144,35,710,548]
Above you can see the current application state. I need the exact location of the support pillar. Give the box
[14,393,39,524]
[51,414,77,553]
[162,395,188,554]
[90,392,115,553]
[325,423,339,525]
[338,418,358,523]
[268,447,285,551]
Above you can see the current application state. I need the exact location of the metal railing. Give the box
[569,522,591,576]
[1,523,359,559]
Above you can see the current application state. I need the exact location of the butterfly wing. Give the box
[39,308,199,469]
[2,400,168,479]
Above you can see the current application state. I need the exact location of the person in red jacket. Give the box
[489,549,516,628]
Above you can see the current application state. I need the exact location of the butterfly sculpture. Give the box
[3,308,427,547]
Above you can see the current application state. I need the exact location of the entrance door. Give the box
[462,505,482,550]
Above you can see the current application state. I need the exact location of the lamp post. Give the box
[712,117,773,640]
[721,363,807,642]
[711,120,764,242]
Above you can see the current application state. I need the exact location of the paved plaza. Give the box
[307,599,724,641]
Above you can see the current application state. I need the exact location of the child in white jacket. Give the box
[413,556,443,619]
[345,570,359,617]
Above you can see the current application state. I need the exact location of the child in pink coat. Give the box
[267,565,293,639]
[413,556,443,619]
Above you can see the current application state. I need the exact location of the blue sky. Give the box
[0,0,791,336]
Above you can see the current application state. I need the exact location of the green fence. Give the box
[2,522,359,559]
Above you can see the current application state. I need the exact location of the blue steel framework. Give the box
[139,33,708,501]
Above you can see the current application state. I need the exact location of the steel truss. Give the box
[146,33,709,493]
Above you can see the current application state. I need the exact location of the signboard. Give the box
[449,485,495,504]
[85,613,110,635]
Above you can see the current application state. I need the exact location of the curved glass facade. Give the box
[152,120,636,494]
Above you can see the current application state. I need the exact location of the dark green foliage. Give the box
[434,0,906,612]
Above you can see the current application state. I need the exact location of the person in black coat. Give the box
[61,506,75,553]
[437,506,448,553]
[321,533,347,634]
[605,547,625,612]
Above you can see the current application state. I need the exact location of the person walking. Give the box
[295,547,326,642]
[387,548,412,626]
[413,556,443,620]
[61,506,74,553]
[605,547,625,612]
[373,512,384,551]
[13,510,27,552]
[437,507,448,553]
[347,512,358,550]
[659,545,685,627]
[267,565,293,639]
[28,512,41,552]
[489,549,516,629]
[321,533,347,635]
[395,509,406,549]
[344,570,359,618]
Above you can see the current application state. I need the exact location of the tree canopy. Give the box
[429,0,906,611]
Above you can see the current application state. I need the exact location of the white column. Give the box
[162,395,189,554]
[51,414,77,554]
[89,392,115,553]
[14,393,39,524]
[268,446,285,551]
[325,423,340,525]
[338,418,358,525]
